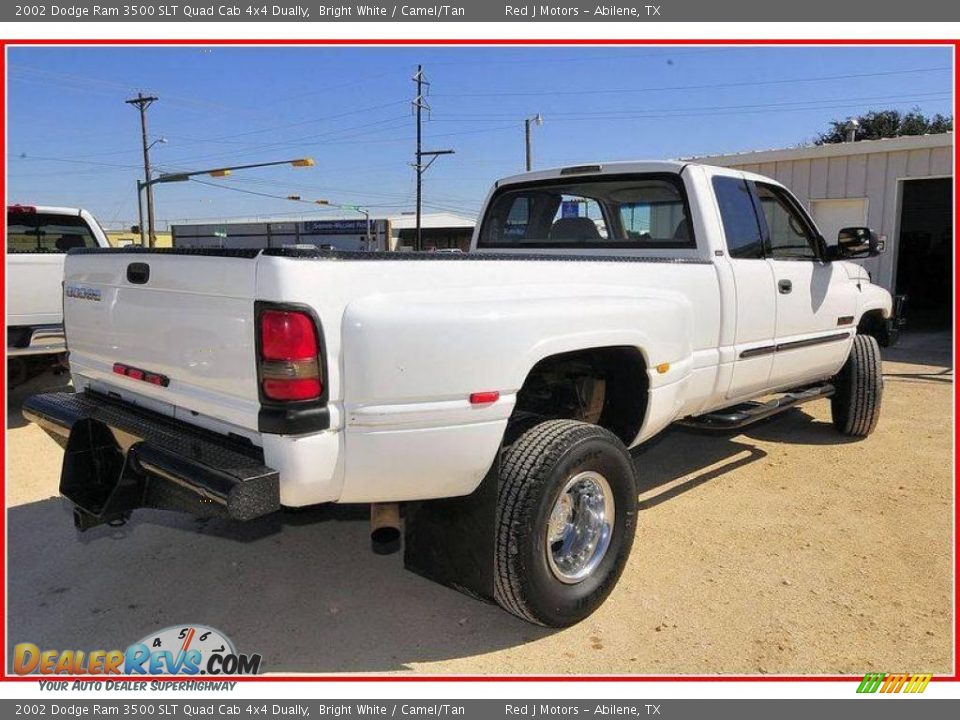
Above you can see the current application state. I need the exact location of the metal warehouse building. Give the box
[695,133,953,330]
[171,212,476,253]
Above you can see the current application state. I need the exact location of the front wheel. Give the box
[494,420,638,627]
[831,333,883,437]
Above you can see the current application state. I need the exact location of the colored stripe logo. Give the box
[857,672,932,694]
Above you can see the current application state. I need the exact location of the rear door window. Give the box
[712,176,764,259]
[6,210,100,253]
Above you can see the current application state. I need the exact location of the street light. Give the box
[313,199,373,250]
[525,113,543,172]
[345,205,373,251]
[136,157,314,246]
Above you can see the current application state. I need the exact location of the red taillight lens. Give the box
[258,308,323,402]
[262,378,322,401]
[260,310,318,361]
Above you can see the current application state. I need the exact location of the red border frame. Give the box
[0,37,956,684]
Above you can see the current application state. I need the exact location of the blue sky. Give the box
[6,46,953,229]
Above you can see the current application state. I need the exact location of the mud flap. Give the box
[25,390,280,532]
[403,459,500,603]
[60,418,141,529]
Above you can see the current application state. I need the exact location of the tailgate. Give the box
[7,254,66,326]
[63,250,262,432]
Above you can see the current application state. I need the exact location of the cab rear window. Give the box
[6,210,99,253]
[478,173,695,250]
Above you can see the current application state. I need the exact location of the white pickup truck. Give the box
[25,162,897,627]
[7,204,111,385]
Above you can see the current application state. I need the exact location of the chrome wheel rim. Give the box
[545,471,615,584]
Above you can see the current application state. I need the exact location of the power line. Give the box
[430,91,953,121]
[433,66,952,98]
[421,47,729,67]
[159,114,412,166]
[10,91,948,176]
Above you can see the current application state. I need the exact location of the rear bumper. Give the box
[7,324,67,357]
[22,390,280,530]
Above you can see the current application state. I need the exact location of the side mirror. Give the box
[828,226,881,260]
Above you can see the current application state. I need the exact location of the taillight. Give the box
[258,309,322,402]
[7,204,36,214]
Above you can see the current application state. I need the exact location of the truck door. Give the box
[711,175,778,399]
[754,182,858,389]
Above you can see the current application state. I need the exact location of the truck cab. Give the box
[7,204,111,382]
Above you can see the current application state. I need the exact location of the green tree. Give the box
[815,107,952,145]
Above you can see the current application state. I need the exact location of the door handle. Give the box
[778,279,792,294]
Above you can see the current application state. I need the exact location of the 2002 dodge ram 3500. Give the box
[25,162,898,627]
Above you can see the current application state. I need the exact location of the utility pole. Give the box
[525,113,543,172]
[413,65,426,251]
[412,65,454,251]
[126,93,159,247]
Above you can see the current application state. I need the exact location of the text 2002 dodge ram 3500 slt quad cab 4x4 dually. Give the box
[25,162,897,627]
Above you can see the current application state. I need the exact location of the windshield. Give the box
[6,211,100,253]
[477,173,695,250]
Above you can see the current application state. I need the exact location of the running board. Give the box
[677,384,835,431]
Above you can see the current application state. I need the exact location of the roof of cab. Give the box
[496,160,691,187]
[7,204,84,216]
[494,160,789,193]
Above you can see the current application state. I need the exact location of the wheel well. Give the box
[506,346,648,446]
[858,309,886,336]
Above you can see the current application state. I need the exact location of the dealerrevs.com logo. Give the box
[14,625,262,676]
[856,672,932,694]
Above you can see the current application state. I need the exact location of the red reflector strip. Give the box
[469,391,500,405]
[112,363,169,387]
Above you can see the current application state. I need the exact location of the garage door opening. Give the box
[895,178,953,331]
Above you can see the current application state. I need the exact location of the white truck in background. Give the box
[24,162,899,627]
[6,205,111,385]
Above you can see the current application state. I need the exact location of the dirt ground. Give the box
[5,332,954,675]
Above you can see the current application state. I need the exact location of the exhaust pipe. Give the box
[370,503,401,555]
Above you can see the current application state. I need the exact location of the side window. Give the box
[755,184,817,259]
[504,196,530,239]
[712,176,763,259]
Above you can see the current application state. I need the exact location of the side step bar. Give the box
[677,383,834,431]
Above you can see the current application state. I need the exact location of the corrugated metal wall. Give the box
[723,143,952,291]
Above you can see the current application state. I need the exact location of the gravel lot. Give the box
[6,332,953,675]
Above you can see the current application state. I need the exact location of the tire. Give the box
[831,334,883,437]
[494,419,638,627]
